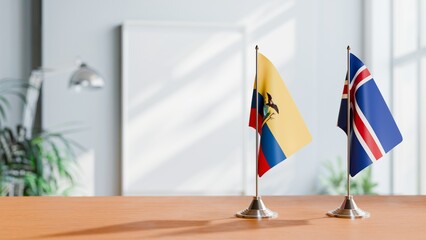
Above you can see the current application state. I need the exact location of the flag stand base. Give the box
[327,195,370,219]
[236,196,278,219]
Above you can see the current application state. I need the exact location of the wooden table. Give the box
[1,196,425,239]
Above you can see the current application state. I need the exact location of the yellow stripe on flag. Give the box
[257,53,311,156]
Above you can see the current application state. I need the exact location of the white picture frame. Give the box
[121,21,249,195]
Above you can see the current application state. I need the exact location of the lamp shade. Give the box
[69,63,104,90]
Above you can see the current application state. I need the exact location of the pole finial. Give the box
[255,45,259,50]
[347,45,351,51]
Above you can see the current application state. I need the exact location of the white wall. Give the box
[366,0,426,195]
[364,0,393,195]
[42,0,363,195]
[0,0,32,127]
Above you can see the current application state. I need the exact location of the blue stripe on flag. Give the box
[251,90,265,118]
[349,53,364,82]
[260,124,287,168]
[337,99,347,131]
[355,80,403,152]
[350,134,373,176]
[337,98,354,134]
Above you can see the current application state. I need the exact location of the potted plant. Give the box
[0,78,80,196]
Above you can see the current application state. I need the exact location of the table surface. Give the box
[1,195,426,239]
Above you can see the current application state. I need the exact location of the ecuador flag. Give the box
[249,53,311,177]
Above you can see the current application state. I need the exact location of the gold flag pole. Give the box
[327,46,369,219]
[236,45,277,219]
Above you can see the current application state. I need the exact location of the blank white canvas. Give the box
[121,22,247,195]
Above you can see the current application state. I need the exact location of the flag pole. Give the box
[236,45,277,219]
[346,45,351,198]
[255,45,259,198]
[326,46,369,219]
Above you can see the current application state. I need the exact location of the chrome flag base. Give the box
[236,196,278,219]
[327,195,370,219]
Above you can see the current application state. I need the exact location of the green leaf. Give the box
[24,173,38,194]
[0,121,82,196]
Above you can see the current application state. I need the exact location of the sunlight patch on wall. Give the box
[239,0,294,32]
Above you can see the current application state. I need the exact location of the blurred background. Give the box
[0,0,424,196]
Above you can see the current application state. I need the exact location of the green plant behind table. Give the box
[320,156,378,195]
[0,125,83,196]
[0,78,81,196]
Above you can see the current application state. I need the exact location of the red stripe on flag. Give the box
[354,68,371,84]
[353,108,383,160]
[249,108,263,134]
[350,68,371,100]
[342,84,348,94]
[258,148,271,177]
